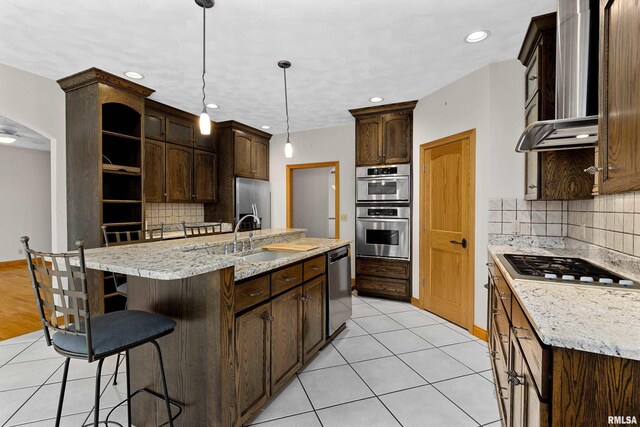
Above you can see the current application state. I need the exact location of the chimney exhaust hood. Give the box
[516,0,599,153]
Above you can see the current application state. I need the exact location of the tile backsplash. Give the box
[566,192,640,257]
[145,203,204,227]
[489,198,568,237]
[489,192,640,257]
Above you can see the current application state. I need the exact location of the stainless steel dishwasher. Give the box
[327,246,352,337]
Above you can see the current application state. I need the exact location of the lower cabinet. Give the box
[235,255,329,425]
[356,257,411,301]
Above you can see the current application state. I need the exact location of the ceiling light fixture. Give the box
[279,60,293,158]
[0,135,16,144]
[369,97,384,103]
[260,125,271,130]
[123,71,144,80]
[196,0,215,136]
[465,30,490,43]
[206,103,219,109]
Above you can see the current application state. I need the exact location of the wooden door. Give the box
[144,139,165,203]
[599,0,640,193]
[302,276,326,362]
[251,137,269,180]
[420,130,475,330]
[234,131,253,178]
[193,150,217,203]
[236,302,271,424]
[270,286,303,393]
[382,113,411,164]
[356,117,382,166]
[166,116,194,147]
[165,143,192,203]
[145,111,166,140]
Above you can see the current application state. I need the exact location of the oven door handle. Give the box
[357,218,409,223]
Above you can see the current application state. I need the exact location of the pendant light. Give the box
[196,0,214,135]
[278,60,293,158]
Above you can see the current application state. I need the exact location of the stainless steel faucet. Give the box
[233,215,261,253]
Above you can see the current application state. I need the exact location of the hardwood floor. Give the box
[0,264,41,341]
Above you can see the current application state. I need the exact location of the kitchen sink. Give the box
[236,250,292,263]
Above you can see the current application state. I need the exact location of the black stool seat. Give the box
[52,310,176,359]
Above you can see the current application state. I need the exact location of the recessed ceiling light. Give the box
[465,30,490,43]
[123,71,144,80]
[0,135,16,144]
[206,103,219,109]
[369,97,384,103]
[260,125,271,130]
[576,134,590,139]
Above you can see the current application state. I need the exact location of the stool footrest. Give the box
[105,387,183,427]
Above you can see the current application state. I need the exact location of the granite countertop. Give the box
[489,240,640,360]
[78,228,350,281]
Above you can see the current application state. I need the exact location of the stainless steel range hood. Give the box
[516,0,599,153]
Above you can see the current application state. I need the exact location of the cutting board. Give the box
[262,243,319,252]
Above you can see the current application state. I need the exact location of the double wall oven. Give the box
[356,164,411,261]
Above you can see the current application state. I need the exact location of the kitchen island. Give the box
[79,228,351,427]
[486,237,640,426]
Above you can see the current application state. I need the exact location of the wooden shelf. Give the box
[102,221,143,227]
[103,199,142,204]
[102,164,141,175]
[102,129,141,141]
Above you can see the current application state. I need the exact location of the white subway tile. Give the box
[614,232,624,252]
[635,214,640,236]
[531,223,546,236]
[531,201,546,211]
[532,210,546,223]
[519,222,531,235]
[624,214,634,234]
[624,234,634,255]
[503,198,517,211]
[547,224,562,237]
[635,235,640,257]
[489,198,502,211]
[547,201,563,211]
[488,223,502,235]
[503,210,517,222]
[547,211,562,224]
[503,222,516,235]
[614,213,624,232]
[517,211,531,222]
[488,211,502,222]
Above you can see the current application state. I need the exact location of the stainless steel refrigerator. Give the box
[235,177,271,228]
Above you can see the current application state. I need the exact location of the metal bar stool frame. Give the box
[181,221,222,238]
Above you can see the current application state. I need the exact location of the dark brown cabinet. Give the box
[519,13,594,201]
[193,149,217,203]
[356,257,411,301]
[236,302,271,424]
[165,143,192,203]
[234,131,253,178]
[350,101,416,166]
[195,126,216,152]
[270,286,303,393]
[251,137,270,180]
[166,116,194,147]
[302,275,326,361]
[144,111,165,140]
[599,0,640,194]
[235,131,270,180]
[144,139,165,203]
[145,100,215,152]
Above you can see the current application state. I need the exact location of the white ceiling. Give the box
[0,115,50,151]
[0,0,555,134]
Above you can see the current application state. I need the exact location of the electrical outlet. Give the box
[582,224,587,239]
[511,220,520,235]
[340,214,347,222]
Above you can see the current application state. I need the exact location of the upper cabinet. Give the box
[598,0,640,194]
[166,116,194,147]
[234,129,270,180]
[518,13,594,200]
[350,101,417,167]
[144,100,215,152]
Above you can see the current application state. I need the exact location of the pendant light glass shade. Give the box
[284,141,293,158]
[199,110,211,135]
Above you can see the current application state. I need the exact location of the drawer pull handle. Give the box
[486,262,494,267]
[490,350,499,360]
[491,308,499,315]
[301,295,311,302]
[507,370,525,386]
[499,333,508,344]
[513,326,531,340]
[499,292,510,300]
[311,266,321,271]
[264,314,275,321]
[249,290,264,297]
[282,275,296,282]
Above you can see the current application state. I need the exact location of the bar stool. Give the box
[21,236,180,427]
[182,221,222,237]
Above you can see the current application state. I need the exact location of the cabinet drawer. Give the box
[511,299,551,399]
[356,257,410,280]
[303,256,326,281]
[235,275,270,313]
[357,275,410,299]
[489,322,510,426]
[488,262,512,319]
[271,264,303,295]
[491,287,510,358]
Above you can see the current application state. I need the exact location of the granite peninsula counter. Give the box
[78,228,351,427]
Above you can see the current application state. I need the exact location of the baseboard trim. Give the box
[472,325,488,342]
[410,297,421,309]
[0,259,26,268]
[351,278,356,290]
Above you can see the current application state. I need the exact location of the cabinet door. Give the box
[194,122,216,152]
[510,334,526,427]
[356,117,382,166]
[166,116,194,147]
[599,0,640,193]
[251,137,269,180]
[302,275,326,362]
[490,322,510,426]
[145,111,166,140]
[165,143,192,203]
[381,113,411,164]
[234,131,253,178]
[193,150,217,203]
[270,286,303,394]
[236,302,271,424]
[524,96,540,200]
[144,139,165,203]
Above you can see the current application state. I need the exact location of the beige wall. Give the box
[0,62,66,252]
[0,146,52,261]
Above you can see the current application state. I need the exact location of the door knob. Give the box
[449,238,467,249]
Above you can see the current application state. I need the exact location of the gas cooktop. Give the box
[497,254,638,290]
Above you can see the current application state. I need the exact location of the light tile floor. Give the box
[0,295,501,426]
